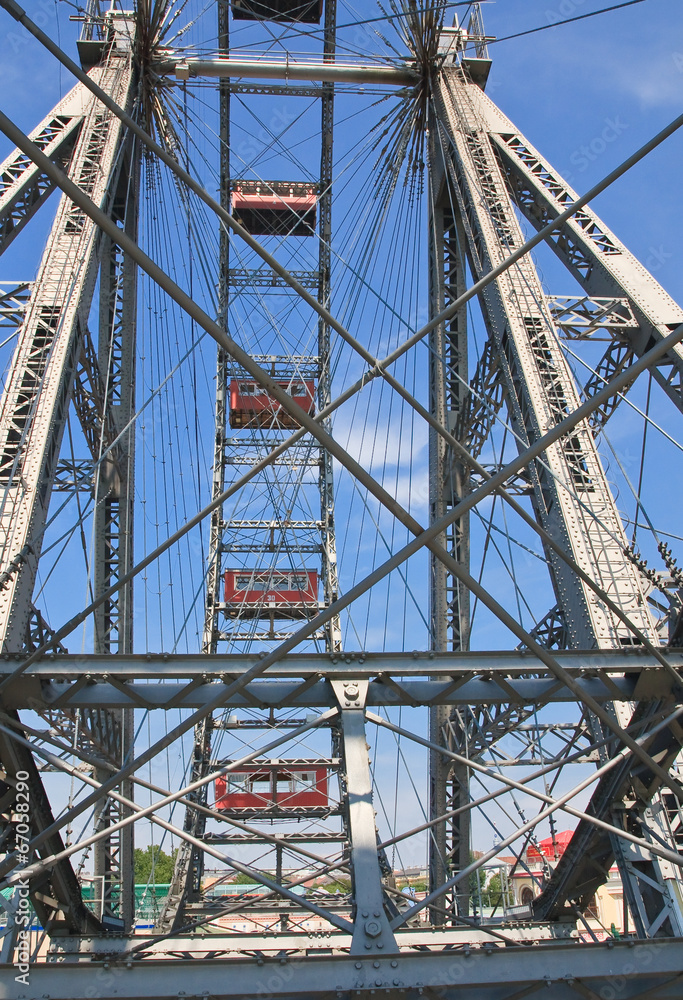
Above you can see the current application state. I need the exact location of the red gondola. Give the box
[231,182,317,237]
[224,569,318,618]
[231,1,323,23]
[215,763,328,810]
[229,378,315,429]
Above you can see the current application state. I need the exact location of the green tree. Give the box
[322,878,352,894]
[232,872,260,885]
[482,871,512,908]
[134,845,177,885]
[467,855,512,910]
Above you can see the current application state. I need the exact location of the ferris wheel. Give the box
[0,1,682,997]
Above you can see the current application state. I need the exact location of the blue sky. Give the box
[0,1,682,866]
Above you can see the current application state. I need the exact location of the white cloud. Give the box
[611,56,683,108]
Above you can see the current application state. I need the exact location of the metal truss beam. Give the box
[166,0,343,933]
[8,309,680,940]
[0,93,84,254]
[227,267,319,289]
[533,700,683,936]
[170,2,234,934]
[433,69,656,650]
[548,295,639,340]
[478,720,595,767]
[0,713,101,936]
[11,938,683,1000]
[3,647,678,678]
[317,0,342,654]
[454,337,506,460]
[0,51,132,942]
[0,282,31,329]
[24,605,121,765]
[52,457,93,491]
[49,922,574,957]
[3,649,683,711]
[518,603,569,650]
[428,170,471,919]
[5,7,683,964]
[332,681,396,954]
[582,339,636,429]
[482,116,683,417]
[431,67,683,935]
[0,60,132,651]
[90,131,139,932]
[71,322,120,464]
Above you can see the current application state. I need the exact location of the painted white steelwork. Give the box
[0,1,681,995]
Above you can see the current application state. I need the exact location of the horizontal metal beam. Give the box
[53,923,573,958]
[18,938,683,1000]
[6,647,682,677]
[157,56,418,86]
[204,831,346,843]
[4,650,682,711]
[0,676,640,710]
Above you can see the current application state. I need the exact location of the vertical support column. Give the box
[331,681,397,955]
[0,62,131,652]
[203,0,231,658]
[433,66,683,933]
[427,155,470,922]
[160,3,231,933]
[92,140,139,931]
[427,191,451,922]
[318,0,341,652]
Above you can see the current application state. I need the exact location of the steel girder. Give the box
[71,322,121,469]
[90,135,139,932]
[433,68,656,650]
[1,11,683,995]
[317,0,342,656]
[548,295,639,341]
[532,699,683,937]
[0,91,84,255]
[473,100,683,420]
[455,337,507,460]
[332,680,397,954]
[0,713,102,936]
[8,937,683,1000]
[0,282,31,330]
[2,649,681,711]
[159,0,236,939]
[0,54,133,935]
[0,58,133,649]
[162,0,344,934]
[24,605,122,765]
[431,66,683,936]
[428,173,471,918]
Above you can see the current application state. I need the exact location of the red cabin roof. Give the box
[231,182,317,237]
[229,378,315,429]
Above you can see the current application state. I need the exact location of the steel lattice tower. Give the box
[0,2,681,998]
